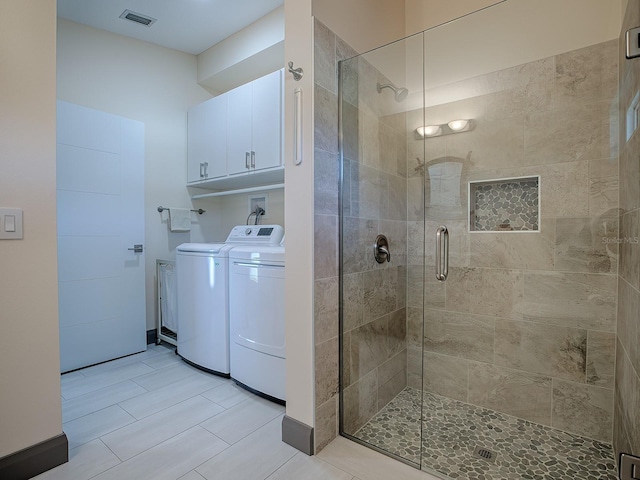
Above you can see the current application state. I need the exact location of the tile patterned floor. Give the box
[35,344,441,480]
[356,387,618,480]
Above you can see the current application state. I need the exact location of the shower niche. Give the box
[469,176,539,232]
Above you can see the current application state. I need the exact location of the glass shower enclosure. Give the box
[339,3,620,479]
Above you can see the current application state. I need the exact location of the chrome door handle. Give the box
[250,151,256,169]
[374,234,391,263]
[128,244,143,253]
[435,226,448,281]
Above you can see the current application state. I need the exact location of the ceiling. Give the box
[57,0,284,55]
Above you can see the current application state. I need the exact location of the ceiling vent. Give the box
[119,9,157,27]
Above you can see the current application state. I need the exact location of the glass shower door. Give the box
[338,32,426,467]
[419,3,620,478]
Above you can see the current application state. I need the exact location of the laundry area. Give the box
[54,0,288,409]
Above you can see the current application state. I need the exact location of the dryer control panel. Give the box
[226,224,284,245]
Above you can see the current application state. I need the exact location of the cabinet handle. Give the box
[245,152,250,169]
[199,163,205,178]
[251,151,255,169]
[203,162,208,178]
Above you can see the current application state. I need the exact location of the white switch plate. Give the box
[0,208,23,239]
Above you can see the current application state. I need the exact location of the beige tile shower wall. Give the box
[313,19,411,452]
[409,39,620,443]
[615,0,640,459]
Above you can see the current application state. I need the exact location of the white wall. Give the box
[0,0,62,458]
[312,0,405,54]
[419,0,622,90]
[197,6,285,94]
[284,0,316,429]
[57,19,214,331]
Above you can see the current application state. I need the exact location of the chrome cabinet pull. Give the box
[203,162,208,178]
[251,151,256,169]
[245,152,250,169]
[199,162,205,178]
[435,226,449,281]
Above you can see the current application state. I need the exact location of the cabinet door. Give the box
[187,95,227,183]
[227,82,252,175]
[251,69,282,171]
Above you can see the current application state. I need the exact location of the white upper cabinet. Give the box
[187,69,283,189]
[187,94,227,183]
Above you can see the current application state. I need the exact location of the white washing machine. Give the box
[176,242,232,375]
[229,240,285,403]
[176,225,284,376]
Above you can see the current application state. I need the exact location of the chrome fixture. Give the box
[626,27,640,59]
[373,234,391,263]
[288,61,303,81]
[417,119,474,138]
[435,226,449,281]
[376,82,408,102]
[157,206,205,214]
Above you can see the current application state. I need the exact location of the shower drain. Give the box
[472,446,497,463]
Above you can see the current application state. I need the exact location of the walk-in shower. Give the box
[338,2,624,478]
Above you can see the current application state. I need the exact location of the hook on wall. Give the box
[288,61,303,81]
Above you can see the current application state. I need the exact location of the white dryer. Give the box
[229,240,285,403]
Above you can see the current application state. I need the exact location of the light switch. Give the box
[0,208,23,239]
[5,215,15,232]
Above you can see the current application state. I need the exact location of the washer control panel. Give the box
[226,224,284,245]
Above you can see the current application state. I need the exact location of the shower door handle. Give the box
[435,226,449,281]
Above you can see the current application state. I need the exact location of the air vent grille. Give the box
[119,9,157,27]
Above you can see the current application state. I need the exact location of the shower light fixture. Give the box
[416,125,441,137]
[448,119,469,131]
[416,119,473,138]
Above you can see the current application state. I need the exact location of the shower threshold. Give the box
[355,387,617,480]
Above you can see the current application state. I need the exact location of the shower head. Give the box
[376,82,409,102]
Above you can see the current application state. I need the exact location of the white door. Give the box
[57,100,146,373]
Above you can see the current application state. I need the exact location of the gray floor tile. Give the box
[119,373,224,420]
[200,381,253,408]
[63,380,146,423]
[32,439,120,480]
[92,426,228,480]
[200,395,285,444]
[197,415,296,480]
[101,395,225,461]
[64,405,136,449]
[266,451,355,480]
[62,362,155,399]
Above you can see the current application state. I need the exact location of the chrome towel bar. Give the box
[157,206,205,214]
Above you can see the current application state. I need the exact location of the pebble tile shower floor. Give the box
[356,388,618,480]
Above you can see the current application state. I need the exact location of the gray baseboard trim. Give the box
[282,415,314,455]
[147,329,157,345]
[0,433,68,480]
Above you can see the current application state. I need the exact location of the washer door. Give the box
[229,261,285,358]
